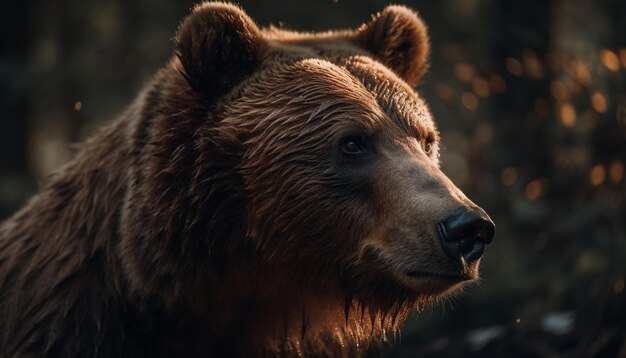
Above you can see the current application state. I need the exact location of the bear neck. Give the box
[203,253,418,356]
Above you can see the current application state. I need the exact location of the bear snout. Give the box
[435,206,495,263]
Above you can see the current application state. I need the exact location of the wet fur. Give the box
[0,3,462,357]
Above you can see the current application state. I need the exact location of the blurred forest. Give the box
[1,0,625,356]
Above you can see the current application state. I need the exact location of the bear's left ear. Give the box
[355,5,430,87]
[176,2,264,99]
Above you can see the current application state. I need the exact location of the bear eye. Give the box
[340,137,365,155]
[423,141,432,155]
[421,136,436,156]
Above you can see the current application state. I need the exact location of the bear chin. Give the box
[400,270,478,295]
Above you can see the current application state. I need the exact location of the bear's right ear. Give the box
[176,2,264,98]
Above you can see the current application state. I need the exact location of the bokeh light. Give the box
[489,75,507,94]
[550,80,568,101]
[435,83,454,104]
[501,167,517,186]
[525,178,549,200]
[471,77,490,98]
[615,279,625,295]
[454,62,475,83]
[505,57,523,76]
[571,60,591,86]
[558,103,576,127]
[461,92,478,110]
[589,164,606,186]
[600,48,620,71]
[609,161,624,184]
[590,92,607,113]
[523,49,544,79]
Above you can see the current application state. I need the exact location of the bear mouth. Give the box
[404,270,474,282]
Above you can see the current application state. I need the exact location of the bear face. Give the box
[170,3,495,303]
[222,58,470,297]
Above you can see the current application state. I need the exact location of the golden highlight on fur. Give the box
[0,3,488,357]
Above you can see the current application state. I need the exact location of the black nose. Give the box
[436,207,495,263]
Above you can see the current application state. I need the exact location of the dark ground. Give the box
[1,0,625,356]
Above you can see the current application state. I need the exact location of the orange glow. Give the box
[523,49,544,79]
[435,84,454,104]
[525,179,548,200]
[589,165,606,186]
[454,62,475,83]
[472,77,490,98]
[559,103,576,127]
[461,92,478,110]
[609,160,624,183]
[74,101,82,111]
[489,75,507,94]
[620,48,626,68]
[550,80,568,101]
[534,98,550,117]
[615,279,625,294]
[505,57,523,76]
[600,49,620,71]
[571,60,591,86]
[501,167,517,186]
[591,92,607,113]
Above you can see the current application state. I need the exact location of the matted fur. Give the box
[0,3,489,357]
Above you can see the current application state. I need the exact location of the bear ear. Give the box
[355,5,430,87]
[176,2,264,98]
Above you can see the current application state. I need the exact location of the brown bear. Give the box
[0,2,495,357]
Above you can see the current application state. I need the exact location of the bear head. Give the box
[121,2,495,346]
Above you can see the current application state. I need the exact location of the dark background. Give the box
[1,0,625,356]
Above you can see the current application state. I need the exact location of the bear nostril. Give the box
[436,207,495,263]
[460,238,485,262]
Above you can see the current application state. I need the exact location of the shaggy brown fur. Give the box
[0,3,491,357]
